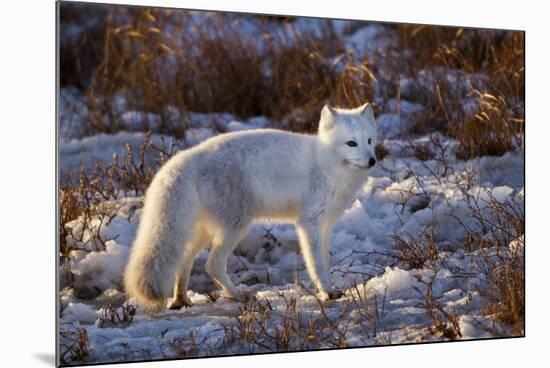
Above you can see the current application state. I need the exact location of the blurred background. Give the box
[59,2,524,158]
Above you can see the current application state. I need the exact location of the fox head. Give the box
[318,102,378,170]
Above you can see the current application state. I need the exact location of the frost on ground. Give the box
[58,17,524,366]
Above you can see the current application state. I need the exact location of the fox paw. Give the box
[328,289,344,300]
[168,297,193,310]
[318,288,344,301]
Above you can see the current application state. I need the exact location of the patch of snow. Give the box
[62,302,98,323]
[344,24,393,58]
[119,111,162,131]
[459,315,493,339]
[363,267,416,296]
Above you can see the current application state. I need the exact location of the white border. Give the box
[1,0,547,367]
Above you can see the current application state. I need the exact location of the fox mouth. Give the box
[343,159,373,170]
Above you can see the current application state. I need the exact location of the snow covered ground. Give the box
[59,120,524,363]
[58,15,524,366]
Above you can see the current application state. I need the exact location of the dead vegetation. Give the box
[397,25,524,159]
[456,186,525,336]
[96,302,137,328]
[388,143,524,338]
[412,273,462,340]
[221,293,349,353]
[61,4,375,136]
[392,228,439,270]
[61,4,524,160]
[59,323,90,365]
[59,132,181,288]
[348,279,388,340]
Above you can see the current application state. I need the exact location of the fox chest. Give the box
[325,179,364,219]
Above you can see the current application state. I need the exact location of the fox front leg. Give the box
[296,219,341,300]
[321,222,343,300]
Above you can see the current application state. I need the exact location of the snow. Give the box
[60,132,165,171]
[371,99,424,140]
[459,315,493,339]
[59,87,90,141]
[59,150,524,363]
[226,116,270,132]
[62,302,98,323]
[343,24,397,61]
[361,267,415,296]
[59,116,270,171]
[74,240,130,293]
[59,132,523,362]
[119,111,162,131]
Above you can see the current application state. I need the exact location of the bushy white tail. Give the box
[123,161,197,309]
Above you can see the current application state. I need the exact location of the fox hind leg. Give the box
[205,225,251,302]
[168,227,211,310]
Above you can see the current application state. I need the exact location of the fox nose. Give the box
[368,157,376,167]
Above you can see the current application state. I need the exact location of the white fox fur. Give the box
[124,103,378,309]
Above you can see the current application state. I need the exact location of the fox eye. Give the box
[346,140,358,147]
[368,138,372,145]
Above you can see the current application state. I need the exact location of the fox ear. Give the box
[358,102,373,116]
[320,104,337,130]
[321,104,337,119]
[359,102,376,124]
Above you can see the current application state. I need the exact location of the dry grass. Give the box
[412,273,462,340]
[387,141,524,338]
[454,187,525,335]
[59,133,181,287]
[59,323,90,364]
[390,204,523,339]
[382,24,525,336]
[348,279,388,339]
[62,5,375,136]
[397,25,524,159]
[61,4,524,159]
[96,302,137,328]
[453,90,523,160]
[480,249,524,335]
[221,293,349,353]
[165,331,208,359]
[392,229,439,270]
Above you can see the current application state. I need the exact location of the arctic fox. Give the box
[124,103,378,309]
